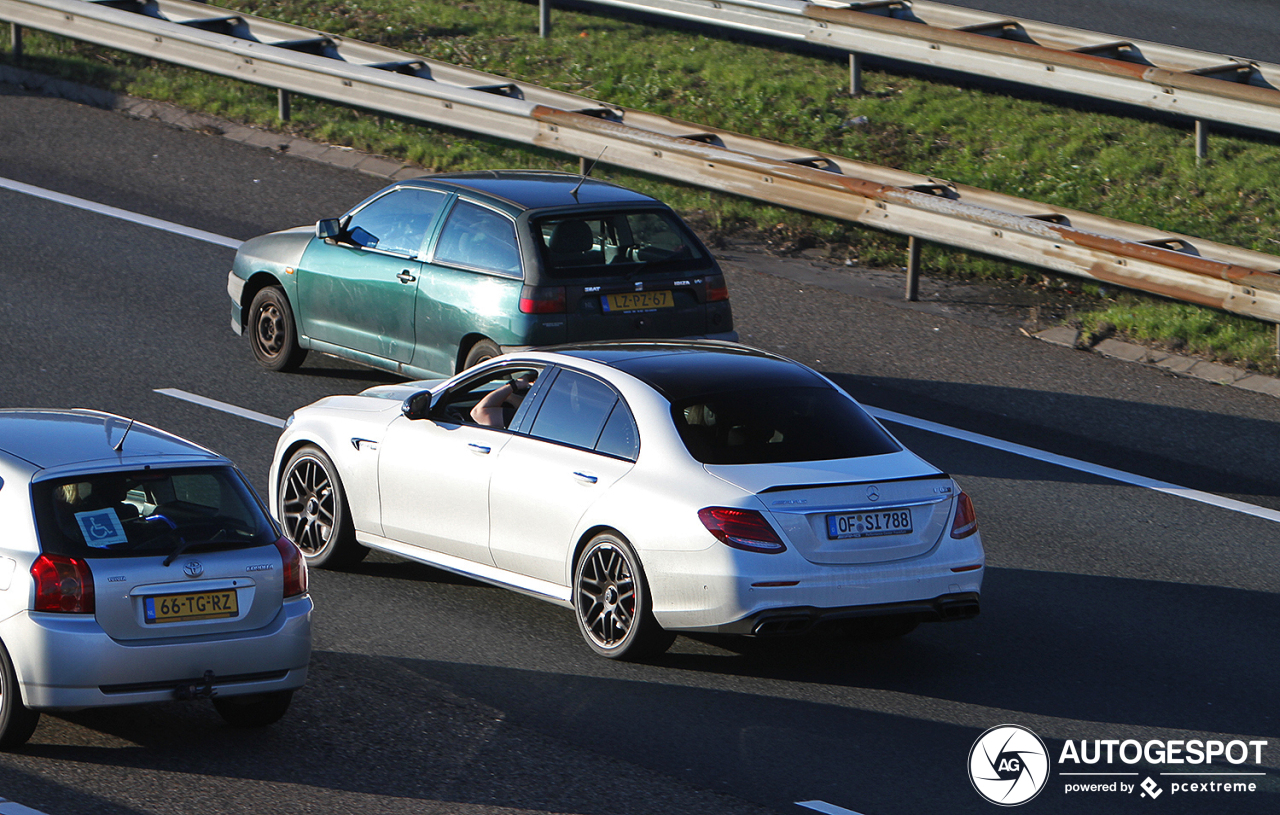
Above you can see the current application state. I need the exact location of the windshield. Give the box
[672,386,901,465]
[33,466,277,558]
[535,209,707,279]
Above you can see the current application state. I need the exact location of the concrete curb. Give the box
[5,62,1280,399]
[1034,328,1280,398]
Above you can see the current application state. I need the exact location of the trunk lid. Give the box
[706,454,957,565]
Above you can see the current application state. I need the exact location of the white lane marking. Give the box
[0,175,243,249]
[867,406,1280,524]
[155,388,285,428]
[797,802,865,815]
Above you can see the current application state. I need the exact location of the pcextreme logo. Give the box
[968,725,1270,806]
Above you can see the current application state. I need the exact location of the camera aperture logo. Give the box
[969,725,1050,806]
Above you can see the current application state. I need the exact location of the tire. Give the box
[213,690,293,728]
[248,286,307,372]
[0,641,39,750]
[573,533,675,660]
[462,338,500,370]
[279,446,367,569]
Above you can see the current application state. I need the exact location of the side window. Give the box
[528,370,618,450]
[346,188,446,256]
[595,401,640,461]
[433,200,522,275]
[431,366,543,429]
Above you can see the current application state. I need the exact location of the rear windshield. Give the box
[33,466,277,559]
[534,209,707,280]
[672,387,901,464]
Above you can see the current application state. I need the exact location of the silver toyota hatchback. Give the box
[0,409,312,748]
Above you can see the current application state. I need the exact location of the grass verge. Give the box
[5,0,1279,372]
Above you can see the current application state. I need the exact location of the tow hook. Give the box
[176,671,218,701]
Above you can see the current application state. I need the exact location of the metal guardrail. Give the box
[4,0,1280,327]
[568,0,1280,150]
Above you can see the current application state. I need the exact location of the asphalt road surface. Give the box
[0,71,1278,815]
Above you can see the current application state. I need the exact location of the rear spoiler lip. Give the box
[757,472,950,494]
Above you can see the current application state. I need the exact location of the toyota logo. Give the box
[866,485,880,502]
[183,560,204,578]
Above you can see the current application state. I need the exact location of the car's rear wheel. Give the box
[0,641,39,749]
[280,446,367,569]
[249,286,307,372]
[462,338,500,370]
[213,690,293,728]
[573,533,674,660]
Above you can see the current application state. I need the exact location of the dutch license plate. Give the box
[602,291,673,312]
[144,590,238,624]
[826,509,913,540]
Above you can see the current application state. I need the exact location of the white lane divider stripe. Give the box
[797,801,865,815]
[0,176,243,250]
[867,406,1280,524]
[155,388,286,428]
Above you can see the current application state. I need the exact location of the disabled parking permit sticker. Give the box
[75,509,128,548]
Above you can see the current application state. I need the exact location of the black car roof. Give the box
[407,171,661,211]
[550,341,828,402]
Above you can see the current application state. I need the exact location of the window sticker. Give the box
[74,509,128,548]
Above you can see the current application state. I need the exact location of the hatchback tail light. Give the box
[274,537,309,598]
[519,285,567,314]
[698,507,786,554]
[31,554,95,613]
[706,274,730,302]
[950,491,978,538]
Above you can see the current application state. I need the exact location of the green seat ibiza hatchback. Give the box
[229,171,737,378]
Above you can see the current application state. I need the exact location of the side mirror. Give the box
[316,218,343,240]
[402,390,436,420]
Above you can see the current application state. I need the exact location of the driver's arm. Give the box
[470,384,514,427]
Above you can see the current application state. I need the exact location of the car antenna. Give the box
[570,147,607,199]
[113,419,135,453]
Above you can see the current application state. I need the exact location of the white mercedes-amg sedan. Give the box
[271,341,983,659]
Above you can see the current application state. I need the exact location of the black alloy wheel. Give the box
[573,533,674,660]
[279,446,366,569]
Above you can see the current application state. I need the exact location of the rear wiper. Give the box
[163,537,194,567]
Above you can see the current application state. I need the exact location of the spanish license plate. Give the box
[602,291,673,312]
[826,509,913,540]
[144,590,238,624]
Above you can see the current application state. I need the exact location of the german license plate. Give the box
[144,590,238,623]
[602,291,673,312]
[826,509,913,539]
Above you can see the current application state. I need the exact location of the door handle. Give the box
[397,270,417,283]
[468,443,492,455]
[573,471,598,484]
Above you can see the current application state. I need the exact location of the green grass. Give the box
[7,0,1280,371]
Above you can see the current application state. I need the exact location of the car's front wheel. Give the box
[573,533,674,660]
[279,446,367,569]
[248,286,307,372]
[213,690,293,728]
[0,641,39,749]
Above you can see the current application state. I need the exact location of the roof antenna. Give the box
[113,419,135,453]
[571,147,607,199]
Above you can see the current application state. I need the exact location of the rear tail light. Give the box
[274,537,309,598]
[31,554,95,613]
[519,285,566,314]
[698,507,786,554]
[706,274,730,302]
[950,491,978,538]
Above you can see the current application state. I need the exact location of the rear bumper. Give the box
[736,591,980,637]
[1,595,312,710]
